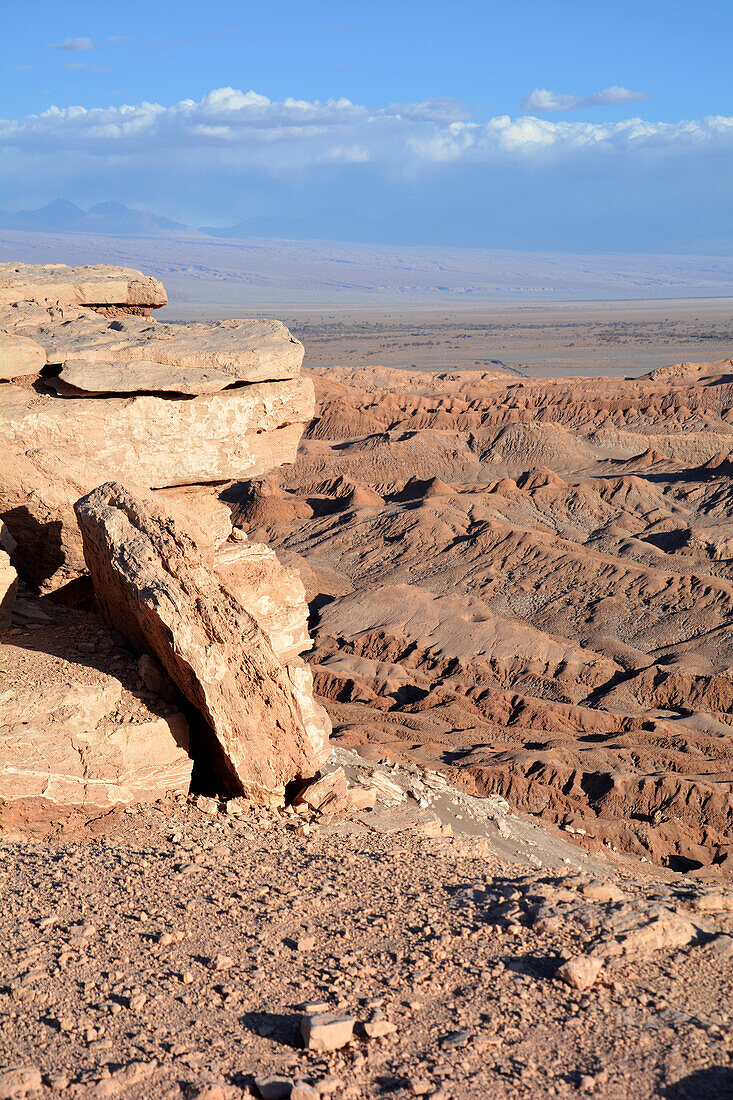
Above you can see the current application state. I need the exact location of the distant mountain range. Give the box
[0,200,201,239]
[0,199,383,245]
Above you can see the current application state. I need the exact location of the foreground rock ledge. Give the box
[74,482,329,802]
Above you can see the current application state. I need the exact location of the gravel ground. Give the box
[2,795,732,1100]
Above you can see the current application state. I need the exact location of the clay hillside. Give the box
[1,263,732,1100]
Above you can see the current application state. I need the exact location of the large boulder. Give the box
[75,482,329,803]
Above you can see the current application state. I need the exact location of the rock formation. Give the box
[0,262,329,810]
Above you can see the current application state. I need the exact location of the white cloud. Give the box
[1,87,729,176]
[51,37,94,52]
[521,86,650,112]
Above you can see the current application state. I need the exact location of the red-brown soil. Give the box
[225,360,733,877]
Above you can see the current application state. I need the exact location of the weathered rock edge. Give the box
[74,482,329,803]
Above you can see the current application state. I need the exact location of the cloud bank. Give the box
[2,87,730,173]
[521,87,650,112]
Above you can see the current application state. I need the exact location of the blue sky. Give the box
[2,0,732,251]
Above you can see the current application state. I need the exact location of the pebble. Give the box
[209,954,234,971]
[291,1084,320,1100]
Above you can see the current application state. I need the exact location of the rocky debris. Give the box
[300,1013,355,1051]
[1,793,732,1100]
[0,262,166,310]
[75,482,329,803]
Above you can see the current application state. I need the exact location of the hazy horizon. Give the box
[2,1,732,256]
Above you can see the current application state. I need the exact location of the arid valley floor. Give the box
[1,255,732,1099]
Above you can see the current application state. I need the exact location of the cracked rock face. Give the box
[75,482,329,803]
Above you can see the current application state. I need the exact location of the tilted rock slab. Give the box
[75,483,329,802]
[0,262,166,309]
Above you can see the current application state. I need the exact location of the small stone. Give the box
[579,1075,597,1093]
[300,1013,355,1051]
[408,1081,432,1098]
[362,1019,397,1039]
[196,796,219,816]
[209,954,234,972]
[297,1001,330,1014]
[0,1067,42,1099]
[291,1084,320,1100]
[710,935,733,959]
[440,1029,471,1048]
[313,1079,342,1097]
[556,956,603,991]
[578,883,626,903]
[296,935,316,953]
[255,1077,292,1100]
[44,1075,70,1092]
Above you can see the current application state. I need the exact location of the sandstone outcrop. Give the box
[0,261,329,810]
[75,482,329,803]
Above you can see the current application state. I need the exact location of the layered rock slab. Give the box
[20,315,304,389]
[0,331,46,380]
[1,378,311,488]
[75,482,329,802]
[0,263,167,309]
